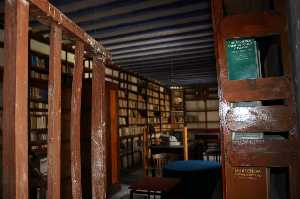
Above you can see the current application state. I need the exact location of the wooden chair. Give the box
[152,153,170,177]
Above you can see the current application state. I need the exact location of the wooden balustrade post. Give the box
[91,56,106,199]
[183,127,188,160]
[70,41,84,199]
[3,0,29,198]
[143,128,149,176]
[47,22,62,199]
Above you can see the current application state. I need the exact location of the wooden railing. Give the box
[3,0,110,198]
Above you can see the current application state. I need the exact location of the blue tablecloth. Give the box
[163,160,221,199]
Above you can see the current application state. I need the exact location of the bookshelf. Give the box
[184,86,219,130]
[29,50,76,198]
[105,65,171,170]
[171,88,185,130]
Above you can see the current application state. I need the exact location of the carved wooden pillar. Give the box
[47,23,62,199]
[3,0,29,198]
[91,56,107,199]
[70,41,85,199]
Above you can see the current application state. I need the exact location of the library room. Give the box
[0,0,300,199]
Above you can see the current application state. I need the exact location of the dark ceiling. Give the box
[2,0,217,86]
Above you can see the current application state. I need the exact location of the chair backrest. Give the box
[152,153,169,177]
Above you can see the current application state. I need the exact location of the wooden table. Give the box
[129,177,180,199]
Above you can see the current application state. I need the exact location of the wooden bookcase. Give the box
[171,88,185,130]
[104,65,171,170]
[212,0,300,198]
[184,85,219,130]
[28,50,77,198]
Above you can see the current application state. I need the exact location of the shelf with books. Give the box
[28,50,75,179]
[111,66,171,170]
[184,85,219,130]
[171,88,185,129]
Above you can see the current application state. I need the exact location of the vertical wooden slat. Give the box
[143,128,149,176]
[91,57,106,199]
[183,127,189,160]
[3,0,29,198]
[109,89,119,185]
[70,41,84,199]
[47,23,62,199]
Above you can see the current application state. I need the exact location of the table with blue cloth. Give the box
[163,160,221,199]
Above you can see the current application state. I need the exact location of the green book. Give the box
[226,38,263,140]
[226,38,260,80]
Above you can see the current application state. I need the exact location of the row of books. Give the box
[62,64,73,75]
[128,117,146,125]
[119,126,145,137]
[128,92,137,100]
[30,132,47,142]
[162,124,172,129]
[30,87,48,100]
[148,97,159,104]
[119,100,127,108]
[30,102,48,109]
[30,115,47,129]
[30,71,48,80]
[128,100,137,108]
[147,90,159,98]
[148,117,160,124]
[118,90,126,98]
[147,104,159,110]
[119,108,127,117]
[31,55,47,68]
[128,84,138,92]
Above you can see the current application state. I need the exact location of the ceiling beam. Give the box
[91,16,210,39]
[115,50,214,64]
[57,0,117,13]
[71,0,183,23]
[135,64,216,75]
[107,31,212,50]
[118,54,215,67]
[122,59,215,69]
[80,3,208,31]
[101,26,212,45]
[122,57,215,69]
[113,44,213,60]
[111,38,213,56]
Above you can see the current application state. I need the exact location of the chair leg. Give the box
[130,190,134,199]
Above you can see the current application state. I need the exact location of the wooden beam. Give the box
[29,0,110,59]
[183,127,189,160]
[70,40,84,199]
[112,39,213,56]
[3,0,29,198]
[71,0,183,23]
[143,128,149,176]
[102,26,212,46]
[91,15,211,39]
[222,77,291,102]
[81,2,208,32]
[107,32,213,50]
[91,57,106,198]
[114,43,214,60]
[59,0,115,13]
[47,23,62,199]
[119,54,214,67]
[221,12,285,39]
[226,106,295,132]
[115,51,214,65]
